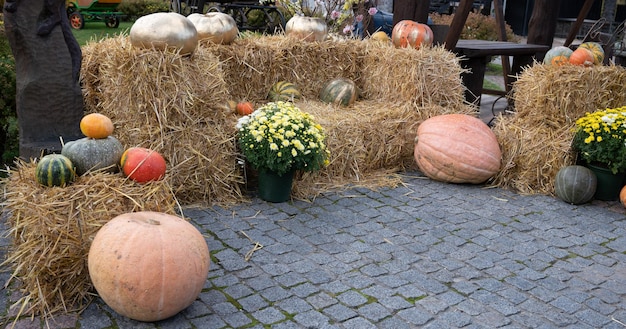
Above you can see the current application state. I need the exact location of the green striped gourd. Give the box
[554,165,597,204]
[319,77,357,106]
[35,154,76,187]
[268,81,302,102]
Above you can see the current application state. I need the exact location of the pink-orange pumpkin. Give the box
[391,20,433,50]
[414,114,501,184]
[120,147,167,183]
[88,211,210,322]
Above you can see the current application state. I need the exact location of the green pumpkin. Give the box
[319,77,357,106]
[35,154,76,187]
[61,136,124,175]
[579,42,605,65]
[268,81,302,102]
[543,46,573,66]
[554,165,597,204]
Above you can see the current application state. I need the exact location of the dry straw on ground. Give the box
[81,35,472,204]
[492,63,626,194]
[1,161,178,318]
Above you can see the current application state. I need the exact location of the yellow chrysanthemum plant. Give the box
[572,107,626,174]
[236,101,330,176]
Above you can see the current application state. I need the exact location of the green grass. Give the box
[71,21,133,46]
[486,62,503,75]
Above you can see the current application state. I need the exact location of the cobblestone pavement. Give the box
[2,171,626,328]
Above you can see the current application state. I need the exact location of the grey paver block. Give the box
[307,292,338,309]
[341,317,377,329]
[223,283,254,300]
[189,315,227,329]
[550,296,582,314]
[397,306,434,325]
[337,290,368,307]
[358,302,392,321]
[252,307,286,324]
[238,294,269,313]
[293,309,331,328]
[210,301,239,315]
[260,285,292,302]
[291,282,320,298]
[322,303,358,322]
[222,311,253,327]
[276,296,313,314]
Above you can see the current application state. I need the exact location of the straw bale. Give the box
[1,160,178,317]
[206,36,467,110]
[81,36,244,206]
[292,101,474,197]
[491,64,626,194]
[80,34,470,204]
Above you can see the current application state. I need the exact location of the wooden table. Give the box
[454,40,550,105]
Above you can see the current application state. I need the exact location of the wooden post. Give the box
[392,0,430,25]
[564,0,594,46]
[444,0,473,51]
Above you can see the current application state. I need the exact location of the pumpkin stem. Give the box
[147,218,161,225]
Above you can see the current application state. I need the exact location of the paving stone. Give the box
[322,303,358,322]
[251,307,286,324]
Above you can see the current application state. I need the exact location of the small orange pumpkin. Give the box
[569,47,595,67]
[236,101,254,116]
[620,185,626,207]
[80,113,114,139]
[391,20,433,50]
[88,211,210,322]
[120,147,167,183]
[414,114,501,184]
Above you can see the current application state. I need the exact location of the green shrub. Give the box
[430,12,520,42]
[118,0,170,20]
[0,23,18,165]
[0,56,18,165]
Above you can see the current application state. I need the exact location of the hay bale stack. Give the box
[207,36,467,109]
[492,64,626,194]
[81,37,244,205]
[2,161,178,316]
[81,35,470,203]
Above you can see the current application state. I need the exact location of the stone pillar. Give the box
[3,0,84,160]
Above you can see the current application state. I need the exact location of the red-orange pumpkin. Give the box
[88,211,210,322]
[236,101,254,115]
[391,20,433,50]
[569,47,595,67]
[120,147,167,183]
[414,114,501,184]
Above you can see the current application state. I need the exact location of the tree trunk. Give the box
[512,0,562,71]
[392,0,430,25]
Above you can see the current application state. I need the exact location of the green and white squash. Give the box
[543,46,573,66]
[554,165,597,204]
[62,136,124,175]
[319,77,357,106]
[268,81,302,102]
[35,154,76,187]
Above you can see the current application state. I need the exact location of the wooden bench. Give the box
[453,40,550,105]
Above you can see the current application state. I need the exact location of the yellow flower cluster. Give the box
[237,101,330,175]
[573,106,626,174]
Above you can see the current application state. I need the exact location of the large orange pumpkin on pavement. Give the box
[88,211,210,322]
[414,114,501,184]
[391,20,433,50]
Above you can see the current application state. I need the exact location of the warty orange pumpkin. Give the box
[569,47,595,67]
[391,20,433,50]
[413,114,502,184]
[88,211,210,322]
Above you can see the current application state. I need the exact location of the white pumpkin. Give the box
[130,12,198,55]
[285,16,327,42]
[188,12,238,44]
